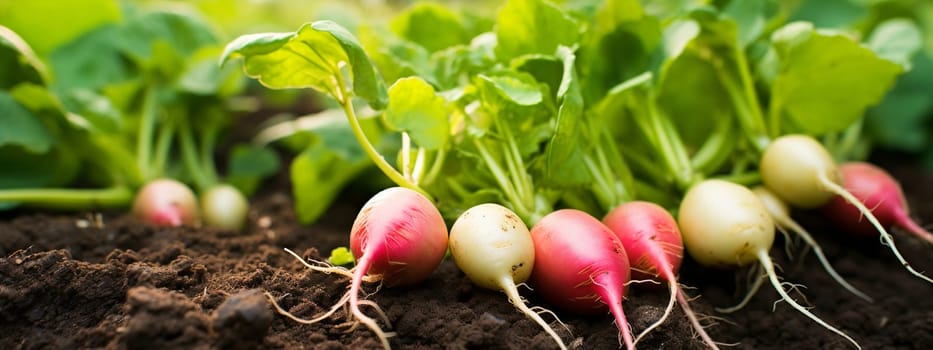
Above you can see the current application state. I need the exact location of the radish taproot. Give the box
[823,162,933,244]
[678,179,860,349]
[200,184,249,231]
[602,201,718,349]
[752,187,873,302]
[132,178,199,227]
[449,203,568,350]
[529,209,635,350]
[760,135,932,284]
[267,187,448,349]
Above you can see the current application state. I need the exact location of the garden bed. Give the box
[1,156,931,350]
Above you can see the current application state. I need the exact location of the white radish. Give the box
[449,203,567,350]
[679,179,860,349]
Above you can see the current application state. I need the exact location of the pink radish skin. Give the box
[530,209,635,350]
[823,162,932,243]
[132,179,199,227]
[267,187,448,350]
[603,202,718,349]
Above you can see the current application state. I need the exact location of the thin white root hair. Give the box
[757,250,861,349]
[500,278,569,350]
[633,279,677,346]
[264,291,350,325]
[674,286,720,350]
[819,172,933,284]
[717,272,766,313]
[529,306,573,336]
[776,214,874,302]
[357,299,394,328]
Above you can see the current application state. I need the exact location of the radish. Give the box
[602,201,718,349]
[200,184,250,231]
[678,179,859,349]
[823,162,933,244]
[449,203,568,350]
[760,135,932,284]
[752,186,873,302]
[132,178,199,227]
[529,209,635,350]
[266,187,449,349]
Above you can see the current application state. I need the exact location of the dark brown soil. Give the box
[1,158,931,350]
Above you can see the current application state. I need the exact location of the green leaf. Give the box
[0,145,80,190]
[391,3,469,52]
[384,77,450,150]
[0,25,47,88]
[722,0,778,47]
[291,141,370,224]
[476,74,544,106]
[770,22,903,135]
[222,21,388,109]
[579,10,661,103]
[0,91,53,153]
[866,53,933,152]
[49,25,132,92]
[866,19,922,70]
[495,0,581,62]
[0,0,121,55]
[328,246,356,266]
[227,145,281,196]
[540,46,591,189]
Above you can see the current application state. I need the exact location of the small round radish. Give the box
[132,178,199,227]
[823,162,933,244]
[760,135,932,284]
[603,201,718,349]
[752,186,872,302]
[200,184,249,231]
[530,209,635,350]
[449,203,567,350]
[266,187,448,349]
[679,179,859,349]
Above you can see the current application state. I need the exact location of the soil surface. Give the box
[1,156,931,350]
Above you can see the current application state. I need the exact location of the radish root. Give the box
[500,277,569,350]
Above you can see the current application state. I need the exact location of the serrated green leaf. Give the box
[222,21,387,109]
[495,0,581,62]
[0,91,53,153]
[384,77,450,150]
[771,22,903,135]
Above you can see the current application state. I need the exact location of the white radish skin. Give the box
[679,180,860,349]
[200,184,249,231]
[266,187,448,350]
[752,187,872,302]
[761,135,932,284]
[132,178,199,227]
[602,201,718,349]
[449,203,567,350]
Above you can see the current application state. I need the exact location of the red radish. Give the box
[823,162,932,244]
[679,179,859,349]
[760,135,932,284]
[602,201,718,349]
[449,203,568,350]
[266,187,448,349]
[529,209,635,350]
[132,178,199,227]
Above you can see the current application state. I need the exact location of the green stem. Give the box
[690,116,736,174]
[178,117,212,193]
[421,147,447,186]
[152,115,175,179]
[137,88,159,181]
[582,154,616,212]
[335,74,430,199]
[599,128,636,201]
[472,137,529,220]
[199,126,220,186]
[0,186,133,210]
[648,99,695,189]
[498,119,534,209]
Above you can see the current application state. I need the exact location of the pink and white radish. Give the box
[752,187,872,302]
[678,179,859,349]
[760,135,932,284]
[529,209,635,350]
[823,162,933,244]
[200,184,250,231]
[132,178,199,227]
[602,201,718,349]
[449,203,568,350]
[267,187,448,349]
